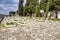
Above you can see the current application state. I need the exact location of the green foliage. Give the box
[40,0,47,11]
[48,17,57,21]
[55,5,60,10]
[18,0,60,18]
[18,0,24,16]
[44,0,52,19]
[6,22,14,25]
[23,7,26,16]
[50,0,60,11]
[35,4,40,17]
[41,0,47,3]
[9,11,15,16]
[6,23,10,25]
[55,0,60,5]
[40,2,47,11]
[29,3,35,13]
[48,17,60,21]
[40,0,60,19]
[57,19,60,21]
[24,0,40,15]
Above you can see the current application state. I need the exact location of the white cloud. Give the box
[0,0,19,15]
[0,4,18,10]
[13,0,19,3]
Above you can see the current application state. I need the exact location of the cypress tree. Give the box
[45,0,52,19]
[18,0,24,16]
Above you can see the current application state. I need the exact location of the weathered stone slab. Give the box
[0,21,60,40]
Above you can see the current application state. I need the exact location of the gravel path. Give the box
[0,20,60,40]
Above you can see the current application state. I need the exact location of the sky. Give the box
[0,0,41,15]
[0,0,26,15]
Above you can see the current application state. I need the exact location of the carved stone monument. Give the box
[50,10,57,18]
[40,10,44,17]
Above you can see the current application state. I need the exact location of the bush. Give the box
[6,23,10,25]
[6,22,14,25]
[48,17,60,21]
[56,19,60,21]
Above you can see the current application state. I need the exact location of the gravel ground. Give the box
[0,17,60,40]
